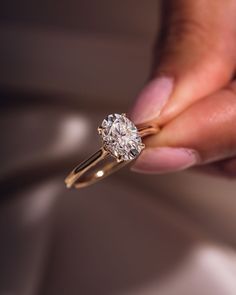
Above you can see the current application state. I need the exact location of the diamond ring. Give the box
[65,113,160,189]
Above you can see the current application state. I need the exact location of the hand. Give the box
[130,0,236,177]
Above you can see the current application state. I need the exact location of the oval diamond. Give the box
[98,113,144,161]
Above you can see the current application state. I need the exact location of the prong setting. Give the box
[97,126,102,134]
[98,113,144,161]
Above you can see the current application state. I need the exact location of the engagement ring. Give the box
[65,113,160,189]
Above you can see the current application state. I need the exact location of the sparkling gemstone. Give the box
[98,113,143,161]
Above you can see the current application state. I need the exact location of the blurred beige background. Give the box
[1,1,236,294]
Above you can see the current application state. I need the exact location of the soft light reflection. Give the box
[121,245,236,295]
[19,180,61,226]
[51,114,91,155]
[96,170,104,178]
[194,246,236,293]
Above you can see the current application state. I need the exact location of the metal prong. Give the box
[97,126,102,134]
[141,143,145,149]
[116,156,123,163]
[121,113,126,117]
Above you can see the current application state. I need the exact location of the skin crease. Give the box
[131,0,236,176]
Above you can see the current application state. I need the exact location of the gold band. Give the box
[65,122,160,189]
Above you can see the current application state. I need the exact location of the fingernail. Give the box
[131,147,200,174]
[130,76,174,125]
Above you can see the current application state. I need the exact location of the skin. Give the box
[131,0,236,177]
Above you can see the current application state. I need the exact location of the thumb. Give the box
[130,0,236,125]
[131,80,236,174]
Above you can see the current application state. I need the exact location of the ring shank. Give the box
[65,122,160,189]
[65,148,128,189]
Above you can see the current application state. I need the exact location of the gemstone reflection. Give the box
[98,113,144,161]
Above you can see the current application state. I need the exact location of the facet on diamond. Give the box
[98,113,144,161]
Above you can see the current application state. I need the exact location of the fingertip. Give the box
[131,147,200,174]
[129,76,174,125]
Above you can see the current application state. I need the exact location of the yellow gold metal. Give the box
[65,121,160,189]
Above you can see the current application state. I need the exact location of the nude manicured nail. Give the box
[131,147,200,174]
[130,76,174,125]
